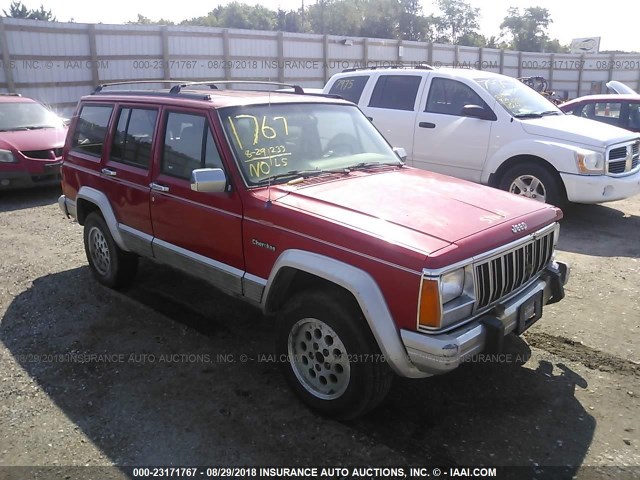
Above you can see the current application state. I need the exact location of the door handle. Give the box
[150,182,169,193]
[419,122,436,129]
[367,116,373,121]
[101,168,117,176]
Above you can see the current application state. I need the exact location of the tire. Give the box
[276,288,394,420]
[83,212,138,290]
[499,163,566,207]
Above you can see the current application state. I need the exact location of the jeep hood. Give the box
[519,114,636,148]
[272,168,558,256]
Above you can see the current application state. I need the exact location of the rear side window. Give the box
[110,107,158,169]
[328,76,369,104]
[71,105,113,157]
[161,112,223,180]
[368,75,421,111]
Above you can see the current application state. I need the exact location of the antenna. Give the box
[266,175,272,208]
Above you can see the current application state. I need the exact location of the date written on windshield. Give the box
[228,115,292,178]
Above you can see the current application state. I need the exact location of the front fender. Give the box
[263,249,427,378]
[481,139,585,184]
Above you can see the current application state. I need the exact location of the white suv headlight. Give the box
[575,149,604,174]
[440,268,465,304]
[0,149,17,163]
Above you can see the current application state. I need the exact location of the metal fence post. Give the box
[88,24,100,87]
[222,29,231,81]
[577,54,585,97]
[277,31,284,83]
[161,26,170,81]
[323,34,329,83]
[0,18,16,93]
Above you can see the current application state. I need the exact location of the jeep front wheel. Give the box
[276,289,393,419]
[83,212,138,289]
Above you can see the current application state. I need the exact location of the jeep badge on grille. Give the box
[511,222,528,233]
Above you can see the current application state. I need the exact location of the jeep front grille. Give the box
[607,141,639,175]
[474,229,555,310]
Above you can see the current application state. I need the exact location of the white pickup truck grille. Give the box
[607,141,640,175]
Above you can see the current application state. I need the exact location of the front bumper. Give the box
[400,261,569,376]
[58,194,77,219]
[561,170,640,203]
[0,162,62,190]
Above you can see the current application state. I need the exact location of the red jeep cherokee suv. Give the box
[59,81,569,419]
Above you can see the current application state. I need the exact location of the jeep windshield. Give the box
[475,77,561,118]
[219,103,402,186]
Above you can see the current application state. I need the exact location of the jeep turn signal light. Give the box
[418,278,441,329]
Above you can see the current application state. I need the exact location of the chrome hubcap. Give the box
[88,226,111,276]
[288,318,351,400]
[509,175,547,202]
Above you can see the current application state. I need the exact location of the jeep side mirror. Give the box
[190,168,227,193]
[461,104,496,121]
[393,147,407,161]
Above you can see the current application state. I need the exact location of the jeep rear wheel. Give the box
[276,289,393,419]
[83,212,138,289]
[499,163,566,207]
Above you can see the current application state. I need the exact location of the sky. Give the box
[2,0,639,52]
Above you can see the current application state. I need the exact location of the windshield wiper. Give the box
[513,113,543,119]
[340,161,404,172]
[540,110,561,116]
[0,125,52,131]
[254,169,331,186]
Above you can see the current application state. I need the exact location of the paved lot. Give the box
[0,186,638,478]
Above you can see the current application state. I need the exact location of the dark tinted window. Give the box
[71,105,113,157]
[426,78,487,116]
[328,76,369,104]
[368,75,421,111]
[162,112,223,180]
[110,107,157,168]
[628,103,640,130]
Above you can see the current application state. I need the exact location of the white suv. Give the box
[323,67,640,206]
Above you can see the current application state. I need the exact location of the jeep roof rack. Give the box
[341,64,434,73]
[92,80,194,94]
[168,80,305,94]
[0,92,22,96]
[91,80,308,100]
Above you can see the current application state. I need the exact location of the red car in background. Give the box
[0,93,67,190]
[559,93,640,133]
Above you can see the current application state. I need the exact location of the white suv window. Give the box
[368,75,421,111]
[425,78,487,116]
[327,75,369,104]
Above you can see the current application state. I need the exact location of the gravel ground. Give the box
[0,186,638,479]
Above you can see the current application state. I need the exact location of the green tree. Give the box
[500,7,562,52]
[181,2,277,30]
[432,0,480,44]
[360,0,401,39]
[277,8,308,33]
[307,0,361,36]
[398,0,434,41]
[3,1,56,21]
[128,14,174,25]
[3,0,29,18]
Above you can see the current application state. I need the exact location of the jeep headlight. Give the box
[0,149,17,163]
[418,267,472,330]
[440,268,465,304]
[575,149,604,174]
